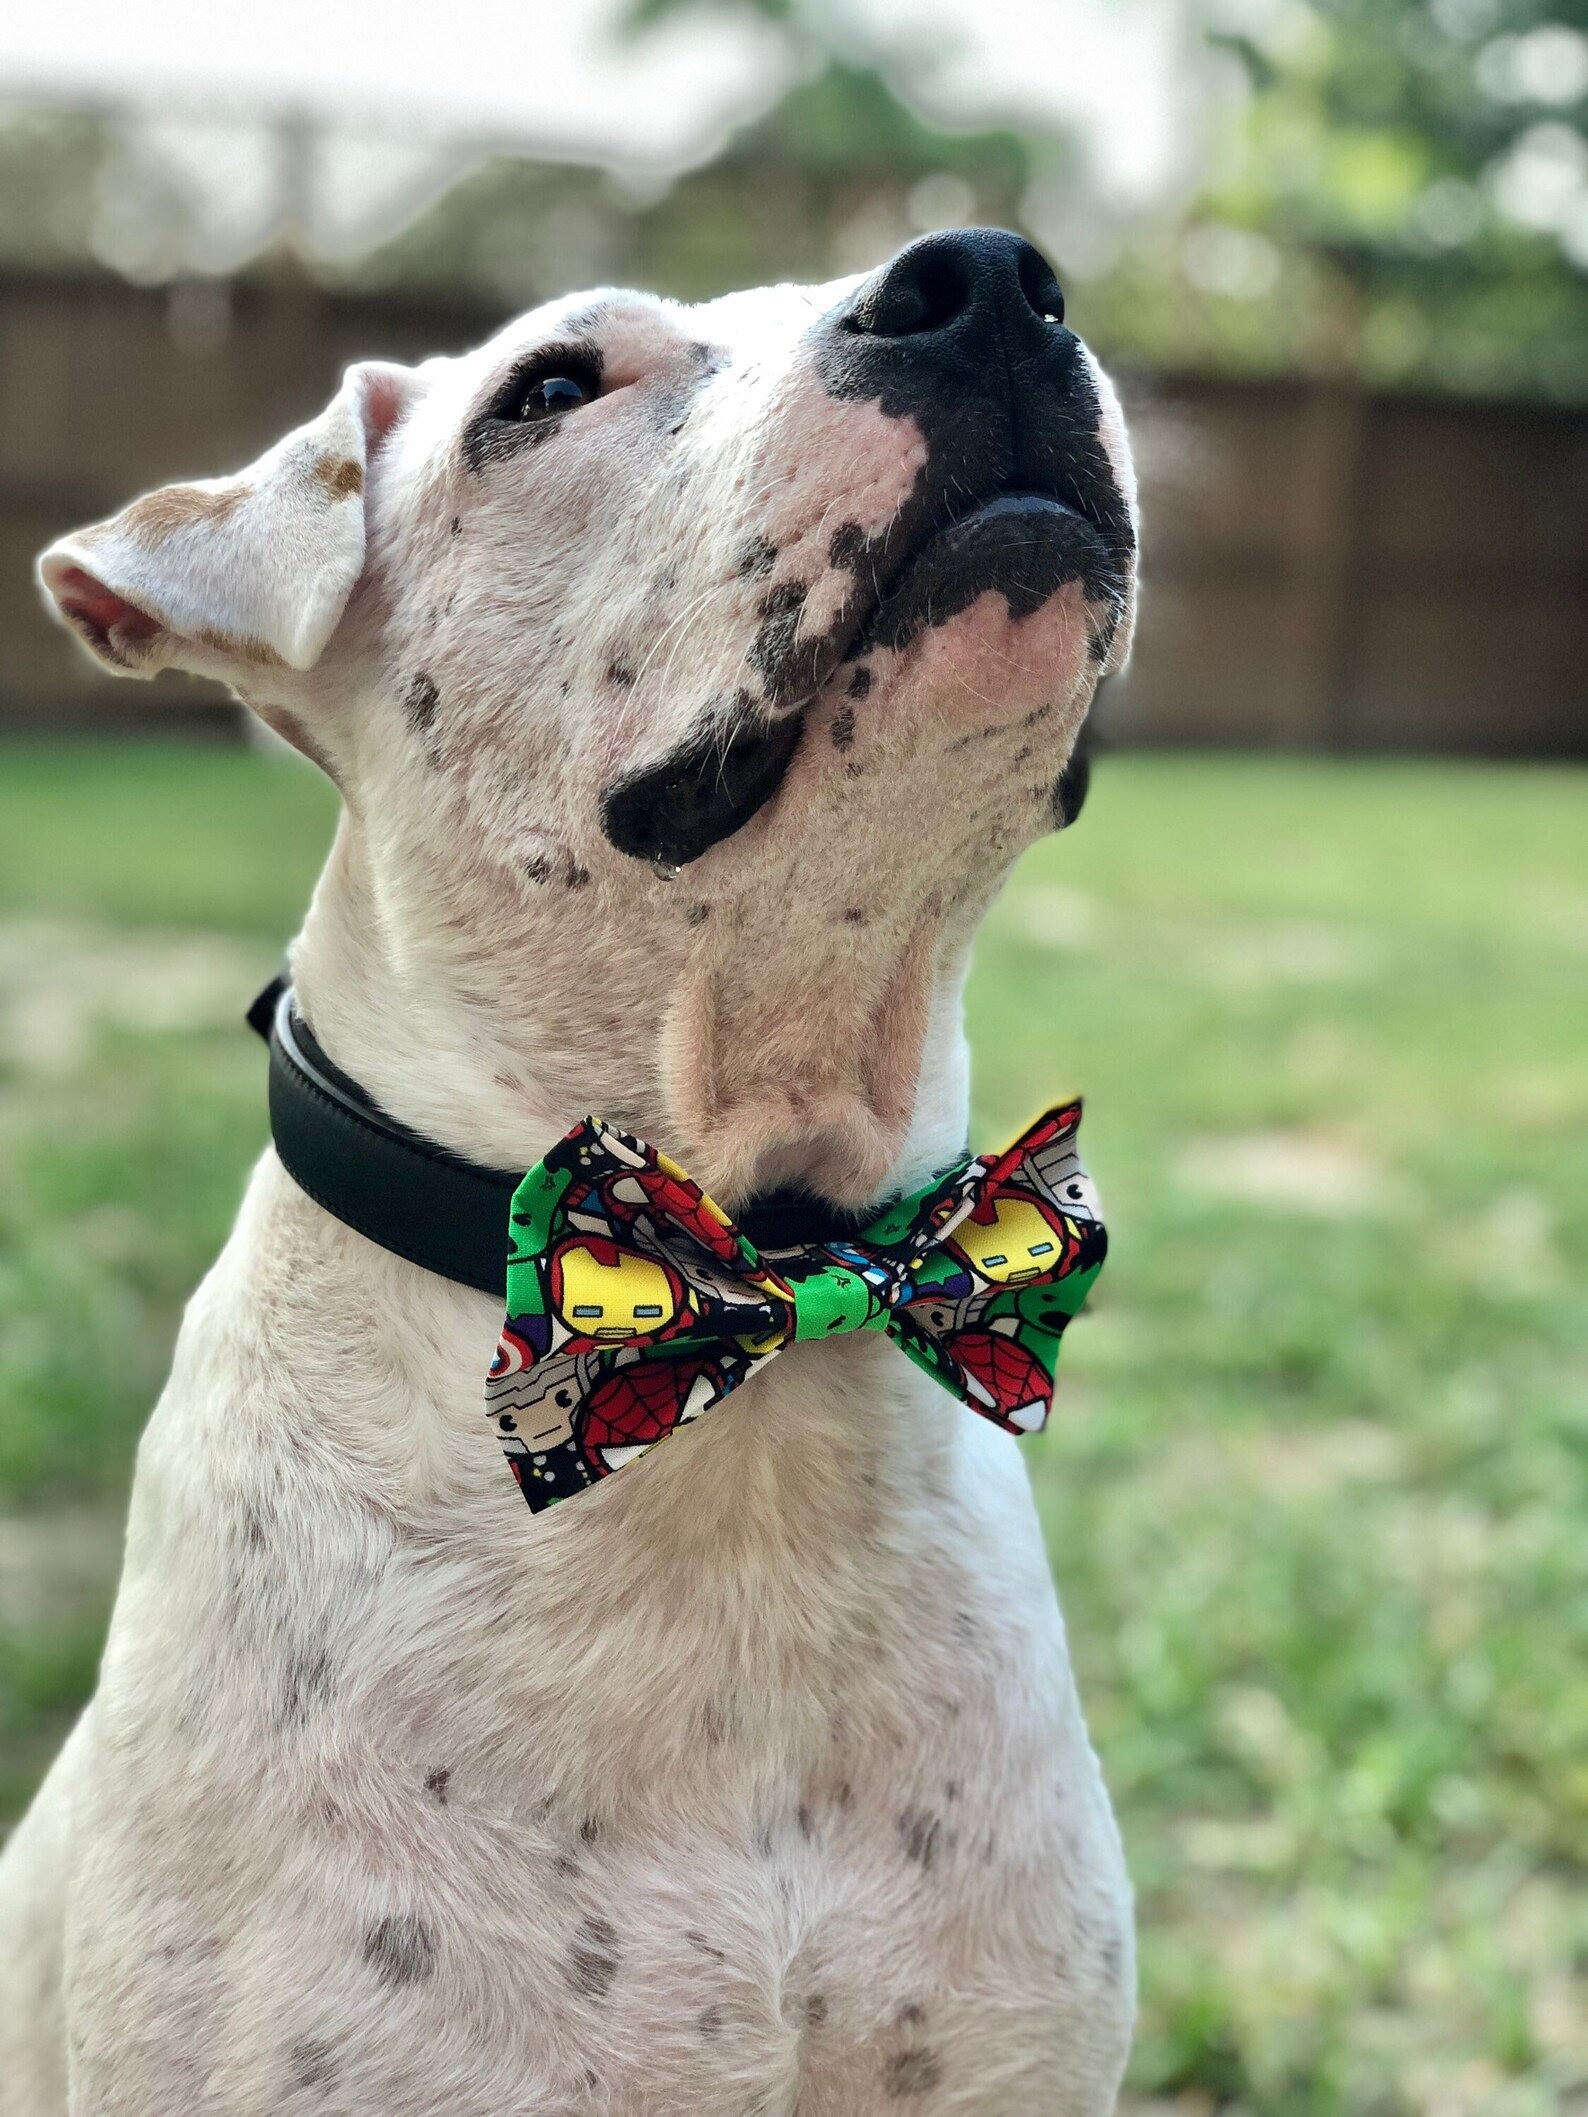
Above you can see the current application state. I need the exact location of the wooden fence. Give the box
[2,269,1583,754]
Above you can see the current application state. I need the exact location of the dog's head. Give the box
[40,230,1136,1202]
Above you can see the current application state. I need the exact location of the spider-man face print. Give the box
[579,1358,731,1475]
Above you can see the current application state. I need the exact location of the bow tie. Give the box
[485,1102,1106,1513]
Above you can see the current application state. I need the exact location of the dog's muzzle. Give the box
[600,228,1133,871]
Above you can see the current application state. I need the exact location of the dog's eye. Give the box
[517,375,592,419]
[493,360,599,424]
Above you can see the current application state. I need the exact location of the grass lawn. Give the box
[1,741,1585,2115]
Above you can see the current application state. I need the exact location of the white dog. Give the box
[0,229,1139,2115]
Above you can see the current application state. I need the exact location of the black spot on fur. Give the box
[579,1814,601,1844]
[288,2034,338,2091]
[279,1647,333,1726]
[842,907,865,925]
[363,1914,436,1988]
[686,902,711,926]
[885,2047,943,2098]
[1050,718,1093,831]
[449,516,462,536]
[747,580,811,704]
[943,1780,960,1802]
[525,848,591,889]
[685,1928,725,1961]
[601,694,802,868]
[847,664,872,698]
[830,704,856,751]
[423,1765,450,1805]
[897,1809,942,1870]
[805,1992,829,2027]
[828,521,867,570]
[557,300,619,336]
[698,2004,723,2037]
[896,2000,928,2027]
[607,661,635,689]
[566,1914,620,1997]
[402,673,439,735]
[734,534,777,580]
[836,1780,854,1810]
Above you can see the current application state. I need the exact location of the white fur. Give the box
[2,263,1138,2114]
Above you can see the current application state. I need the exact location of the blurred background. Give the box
[0,2,1584,2112]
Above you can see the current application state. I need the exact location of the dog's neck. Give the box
[287,806,980,1213]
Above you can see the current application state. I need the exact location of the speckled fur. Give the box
[3,262,1138,2115]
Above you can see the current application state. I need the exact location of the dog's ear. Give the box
[37,362,414,681]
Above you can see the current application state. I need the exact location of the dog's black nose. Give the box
[842,228,1065,345]
[811,222,1126,604]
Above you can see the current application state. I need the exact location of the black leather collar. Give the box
[249,978,892,1296]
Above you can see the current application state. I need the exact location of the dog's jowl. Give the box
[1,231,1140,2116]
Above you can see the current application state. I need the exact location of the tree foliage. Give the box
[1174,0,1588,391]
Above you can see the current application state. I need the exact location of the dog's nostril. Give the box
[882,249,971,335]
[1016,241,1065,328]
[842,229,1067,342]
[844,238,974,338]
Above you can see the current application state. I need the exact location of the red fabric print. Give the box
[950,1328,1053,1421]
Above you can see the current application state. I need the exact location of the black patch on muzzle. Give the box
[814,231,1135,593]
[853,494,1113,659]
[811,230,1133,808]
[1050,713,1094,830]
[600,707,806,868]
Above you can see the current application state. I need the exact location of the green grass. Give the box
[1,740,1585,2114]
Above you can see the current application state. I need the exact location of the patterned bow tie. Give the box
[485,1101,1105,1512]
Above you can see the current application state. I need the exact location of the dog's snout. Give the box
[841,228,1066,346]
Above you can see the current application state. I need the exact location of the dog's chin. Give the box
[600,495,1117,872]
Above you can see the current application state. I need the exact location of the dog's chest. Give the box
[80,1287,1132,2114]
[208,1464,1130,2117]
